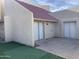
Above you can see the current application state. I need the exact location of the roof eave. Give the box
[34,18,58,22]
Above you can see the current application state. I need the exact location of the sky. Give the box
[32,0,79,12]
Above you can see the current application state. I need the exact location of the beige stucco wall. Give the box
[4,0,34,46]
[69,6,79,12]
[0,0,5,40]
[52,10,79,39]
[33,4,50,11]
[0,0,4,21]
[57,18,79,39]
[0,0,1,19]
[44,22,56,39]
[39,5,49,10]
[19,0,32,4]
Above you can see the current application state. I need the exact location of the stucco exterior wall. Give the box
[53,11,79,39]
[44,22,56,39]
[69,6,79,12]
[4,0,34,46]
[0,0,4,21]
[0,0,1,19]
[58,18,79,39]
[33,4,50,11]
[0,0,5,40]
[4,16,12,42]
[39,5,49,11]
[19,0,32,4]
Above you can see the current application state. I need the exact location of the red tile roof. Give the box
[16,0,58,21]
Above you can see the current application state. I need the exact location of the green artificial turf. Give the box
[0,42,65,59]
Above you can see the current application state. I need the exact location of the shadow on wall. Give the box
[0,20,5,42]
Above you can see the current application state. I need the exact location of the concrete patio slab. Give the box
[36,38,79,59]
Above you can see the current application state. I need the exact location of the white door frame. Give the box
[38,21,45,40]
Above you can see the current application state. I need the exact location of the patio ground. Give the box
[36,38,79,59]
[0,42,64,59]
